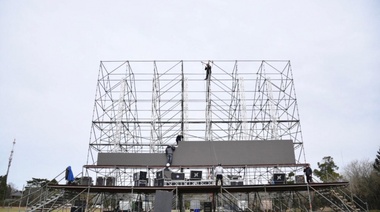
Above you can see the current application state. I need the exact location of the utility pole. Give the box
[2,139,16,205]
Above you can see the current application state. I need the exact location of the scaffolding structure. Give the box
[11,60,369,212]
[87,60,304,157]
[84,60,306,186]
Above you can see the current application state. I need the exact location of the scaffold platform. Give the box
[49,181,349,194]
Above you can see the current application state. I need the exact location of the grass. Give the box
[0,207,93,212]
[0,207,26,212]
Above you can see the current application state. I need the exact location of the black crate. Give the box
[133,171,147,181]
[273,173,286,184]
[81,177,92,185]
[204,202,212,212]
[134,180,147,187]
[156,171,164,179]
[96,177,104,186]
[106,177,115,186]
[154,179,164,187]
[190,171,202,180]
[230,181,243,186]
[295,175,305,184]
[171,172,185,180]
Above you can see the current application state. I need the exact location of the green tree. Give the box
[313,156,342,182]
[0,175,19,206]
[373,147,380,173]
[21,178,59,207]
[0,175,7,206]
[26,178,51,187]
[286,172,295,184]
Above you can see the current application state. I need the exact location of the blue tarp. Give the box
[65,166,74,182]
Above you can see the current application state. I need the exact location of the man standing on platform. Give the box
[304,164,313,183]
[214,163,224,186]
[65,166,74,185]
[165,145,175,166]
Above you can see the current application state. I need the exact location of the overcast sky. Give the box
[0,0,379,189]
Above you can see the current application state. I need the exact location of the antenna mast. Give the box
[6,139,16,177]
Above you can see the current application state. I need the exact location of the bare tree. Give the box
[343,159,372,193]
[343,158,380,209]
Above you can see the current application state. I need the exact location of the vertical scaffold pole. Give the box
[205,64,212,141]
[181,61,186,136]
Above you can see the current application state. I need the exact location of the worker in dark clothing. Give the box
[176,135,183,145]
[205,62,211,80]
[303,164,313,183]
[165,145,175,166]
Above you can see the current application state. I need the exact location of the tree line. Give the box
[311,148,380,210]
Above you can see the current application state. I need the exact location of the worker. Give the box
[176,135,183,145]
[303,164,313,183]
[214,163,224,186]
[205,62,211,80]
[165,145,176,166]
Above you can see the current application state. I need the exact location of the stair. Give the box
[218,189,253,212]
[27,192,65,212]
[330,190,361,212]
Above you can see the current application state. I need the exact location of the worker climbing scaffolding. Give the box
[204,61,212,80]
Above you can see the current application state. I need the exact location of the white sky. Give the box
[0,0,379,189]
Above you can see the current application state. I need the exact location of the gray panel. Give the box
[97,140,295,166]
[97,153,165,166]
[154,190,173,212]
